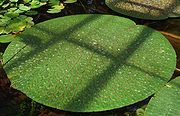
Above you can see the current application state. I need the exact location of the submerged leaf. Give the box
[3,14,176,112]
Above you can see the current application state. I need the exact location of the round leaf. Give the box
[3,14,176,112]
[145,77,180,116]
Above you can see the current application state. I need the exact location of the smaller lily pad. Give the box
[105,0,179,20]
[145,77,180,116]
[169,1,180,17]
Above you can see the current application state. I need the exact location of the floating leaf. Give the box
[169,1,180,17]
[0,0,6,5]
[0,10,7,14]
[64,0,77,3]
[3,14,176,112]
[7,7,18,12]
[144,77,180,116]
[5,15,34,33]
[2,3,10,8]
[0,27,5,34]
[40,0,48,2]
[0,26,11,34]
[0,35,15,43]
[0,52,2,60]
[23,0,31,3]
[105,0,179,20]
[29,0,46,9]
[6,16,26,33]
[14,9,25,14]
[0,14,34,34]
[48,0,59,6]
[4,12,19,18]
[47,3,65,13]
[25,17,34,28]
[10,0,18,2]
[19,4,31,11]
[0,16,11,27]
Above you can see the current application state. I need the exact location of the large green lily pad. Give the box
[3,14,176,112]
[145,77,180,116]
[105,0,180,20]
